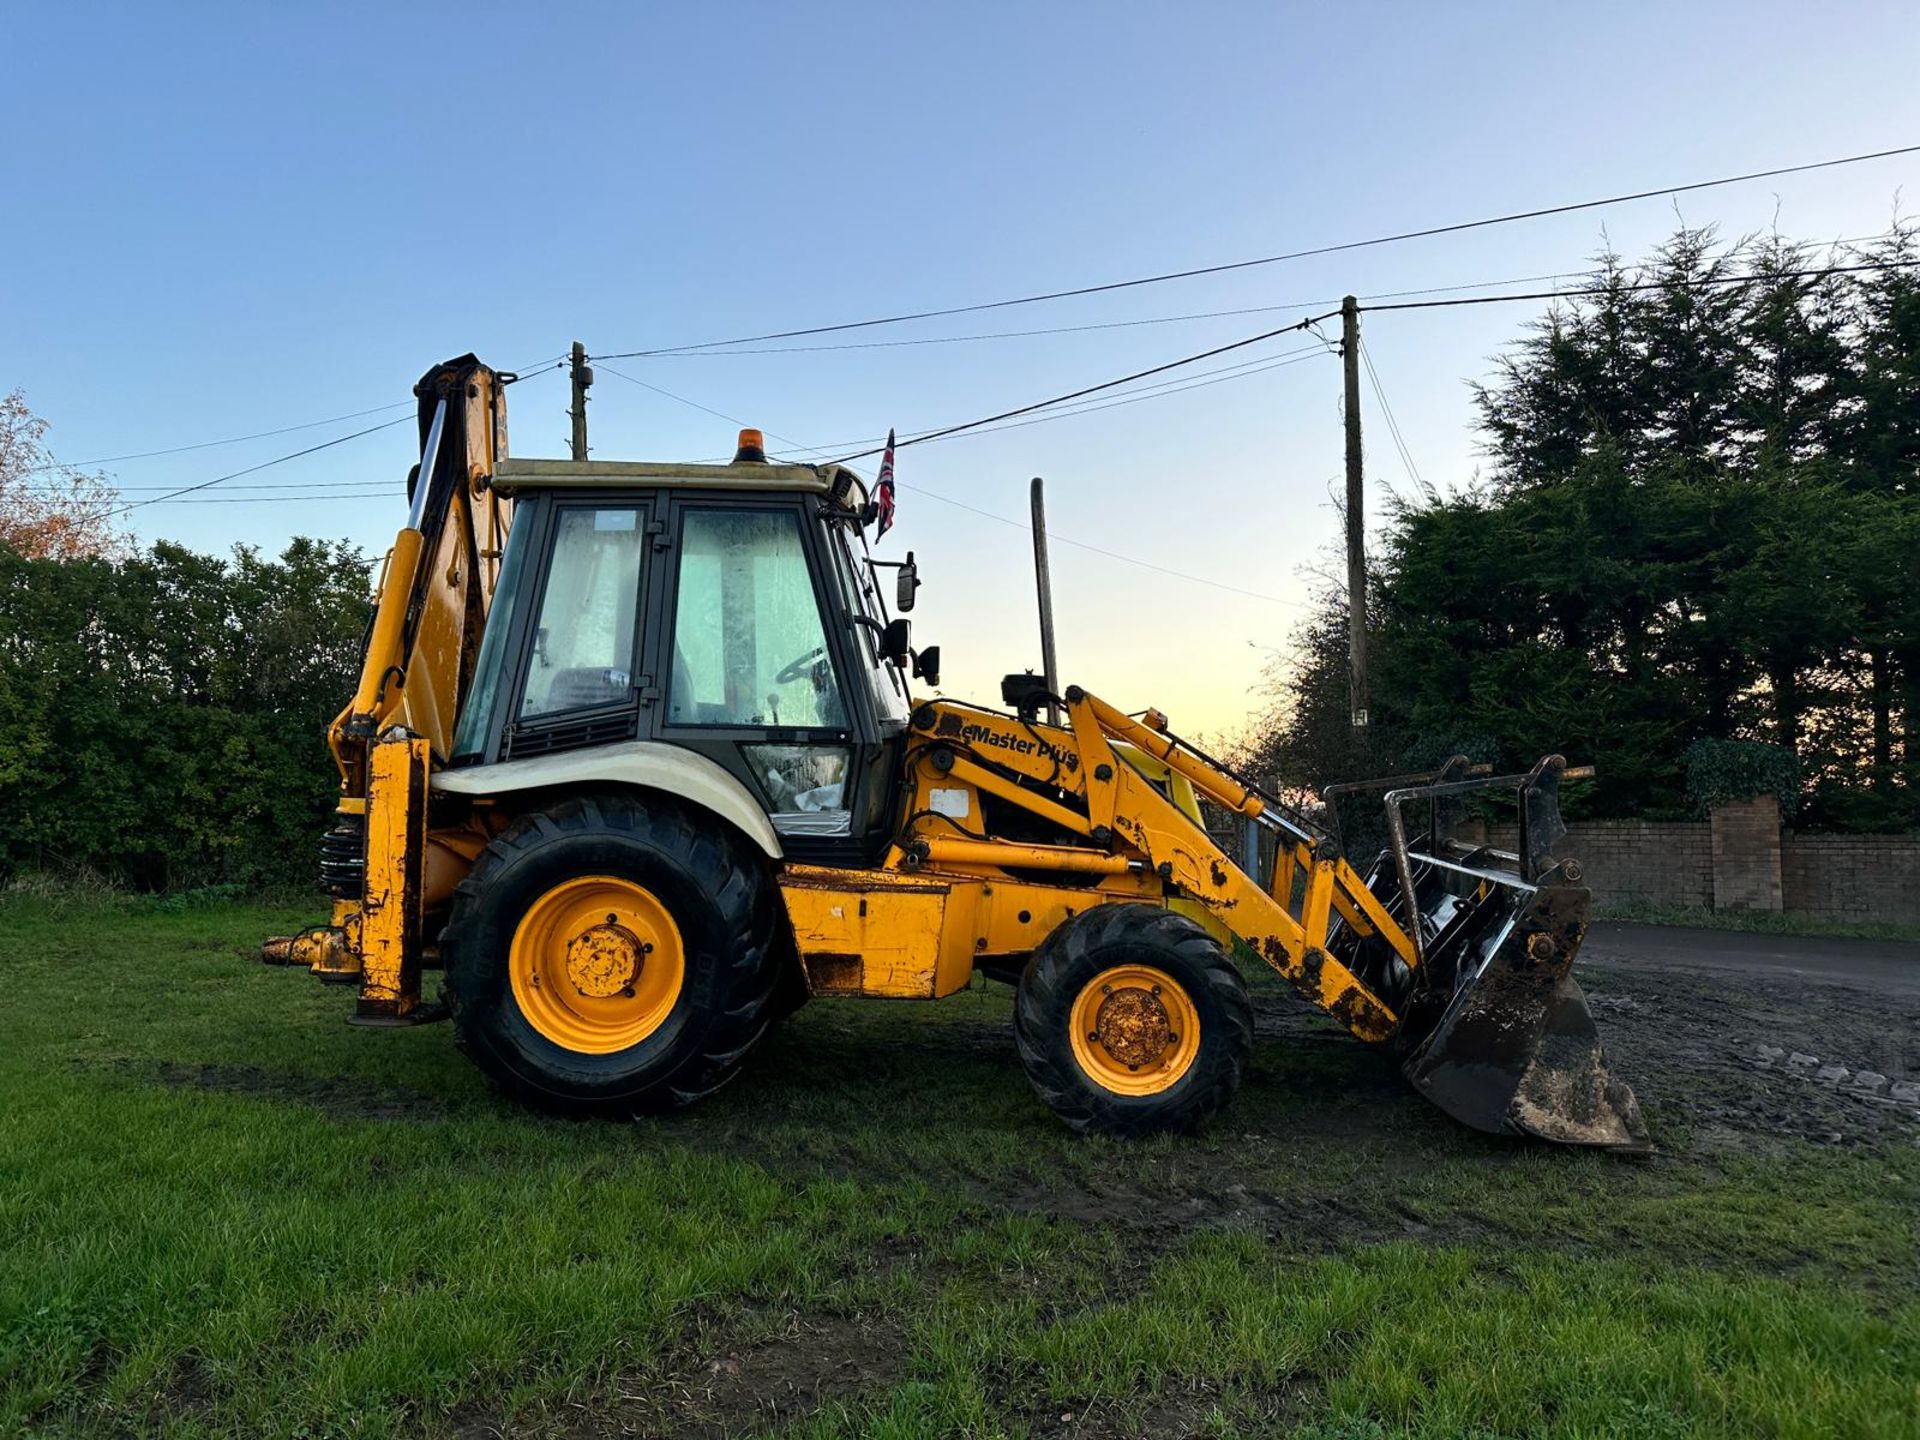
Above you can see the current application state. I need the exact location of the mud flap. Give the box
[1401,885,1650,1152]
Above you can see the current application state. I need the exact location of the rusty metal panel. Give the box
[780,865,978,998]
[358,736,429,1018]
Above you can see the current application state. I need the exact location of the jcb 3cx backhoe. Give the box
[263,355,1647,1149]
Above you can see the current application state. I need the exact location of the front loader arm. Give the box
[899,687,1647,1149]
[1058,689,1407,1042]
[900,689,1414,1042]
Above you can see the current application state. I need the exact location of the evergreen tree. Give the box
[1254,218,1920,830]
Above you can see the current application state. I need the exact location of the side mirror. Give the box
[912,644,941,688]
[896,551,920,612]
[882,618,912,668]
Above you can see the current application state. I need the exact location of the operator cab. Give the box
[447,435,923,863]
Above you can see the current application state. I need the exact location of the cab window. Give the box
[518,506,645,719]
[828,525,910,725]
[667,508,846,729]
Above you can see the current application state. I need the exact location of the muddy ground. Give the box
[1577,936,1920,1150]
[139,925,1920,1438]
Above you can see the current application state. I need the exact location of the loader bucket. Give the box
[1400,883,1650,1151]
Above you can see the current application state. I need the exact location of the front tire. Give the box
[442,793,782,1115]
[1015,904,1253,1136]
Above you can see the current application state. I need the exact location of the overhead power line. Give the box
[593,364,769,433]
[599,143,1920,356]
[33,357,561,481]
[829,311,1341,461]
[595,357,1316,607]
[897,482,1309,609]
[818,316,1340,463]
[768,345,1331,461]
[622,229,1908,360]
[109,416,416,517]
[21,400,415,475]
[27,476,399,495]
[1358,337,1425,495]
[1355,257,1920,313]
[36,222,1902,484]
[112,364,566,517]
[146,486,400,506]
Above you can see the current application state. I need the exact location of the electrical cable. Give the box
[1358,337,1424,493]
[891,483,1311,609]
[594,364,780,437]
[597,144,1920,356]
[108,416,416,517]
[829,311,1341,461]
[24,475,405,495]
[108,364,565,514]
[618,230,1907,361]
[28,356,560,482]
[764,344,1332,461]
[1356,257,1920,313]
[30,224,1901,481]
[598,350,1319,607]
[145,487,401,506]
[18,400,415,475]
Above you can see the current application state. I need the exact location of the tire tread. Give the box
[1014,903,1252,1137]
[441,792,781,1116]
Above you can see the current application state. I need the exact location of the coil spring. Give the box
[319,814,367,900]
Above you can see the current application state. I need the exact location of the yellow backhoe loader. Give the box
[264,355,1647,1149]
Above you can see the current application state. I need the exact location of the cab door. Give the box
[648,497,889,860]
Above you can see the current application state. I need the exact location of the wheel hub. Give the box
[565,921,644,997]
[508,876,686,1054]
[1067,962,1202,1096]
[1092,985,1176,1069]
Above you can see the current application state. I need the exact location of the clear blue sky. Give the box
[5,2,1918,733]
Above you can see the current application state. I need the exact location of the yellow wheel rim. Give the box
[509,875,686,1054]
[1067,964,1201,1096]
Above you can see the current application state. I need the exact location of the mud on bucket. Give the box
[1401,884,1650,1152]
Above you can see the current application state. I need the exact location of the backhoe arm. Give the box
[266,357,514,1022]
[329,356,513,791]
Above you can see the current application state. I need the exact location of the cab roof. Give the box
[491,456,868,506]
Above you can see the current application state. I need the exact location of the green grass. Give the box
[2,898,1916,1438]
[1594,899,1920,942]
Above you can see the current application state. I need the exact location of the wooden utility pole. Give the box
[568,341,592,461]
[1341,296,1369,728]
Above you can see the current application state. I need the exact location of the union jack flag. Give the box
[874,429,896,539]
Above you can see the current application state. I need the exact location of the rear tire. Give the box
[1015,904,1253,1136]
[442,793,783,1115]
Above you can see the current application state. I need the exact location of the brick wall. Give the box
[1463,806,1918,923]
[1711,796,1784,911]
[1782,833,1920,926]
[1475,819,1714,908]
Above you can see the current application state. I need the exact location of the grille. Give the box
[503,709,638,759]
